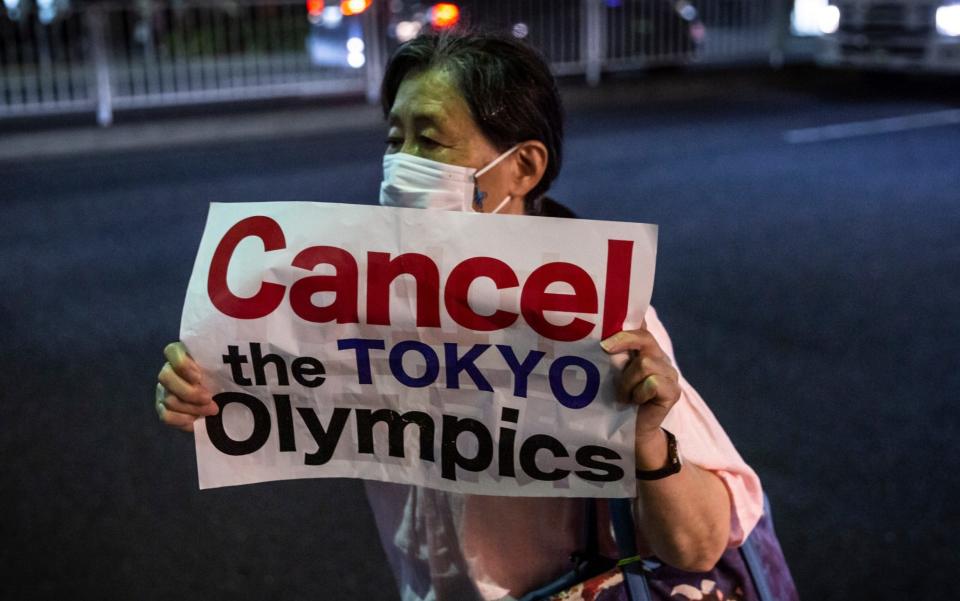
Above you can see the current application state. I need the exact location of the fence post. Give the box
[768,0,790,67]
[87,7,113,126]
[363,0,385,105]
[583,0,604,87]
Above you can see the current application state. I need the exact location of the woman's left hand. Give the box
[600,322,681,443]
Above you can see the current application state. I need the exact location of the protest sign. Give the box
[181,202,658,497]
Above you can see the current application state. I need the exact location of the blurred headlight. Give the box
[937,5,960,37]
[819,5,841,34]
[322,6,343,27]
[792,0,831,36]
[346,36,365,53]
[396,21,422,42]
[347,52,365,68]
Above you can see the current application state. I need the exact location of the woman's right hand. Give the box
[156,342,219,432]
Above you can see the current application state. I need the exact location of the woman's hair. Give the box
[381,30,564,212]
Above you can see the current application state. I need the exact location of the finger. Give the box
[156,402,197,432]
[624,352,676,378]
[632,376,681,437]
[632,374,681,411]
[617,355,678,401]
[157,362,212,406]
[164,342,201,384]
[160,390,219,417]
[600,329,663,356]
[632,375,661,405]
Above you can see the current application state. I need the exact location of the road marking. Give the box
[783,109,960,144]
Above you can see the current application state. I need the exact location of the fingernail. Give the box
[600,336,615,352]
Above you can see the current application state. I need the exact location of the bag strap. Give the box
[609,496,777,601]
[738,494,775,601]
[610,498,653,601]
[583,495,599,558]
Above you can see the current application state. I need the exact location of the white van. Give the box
[808,0,960,72]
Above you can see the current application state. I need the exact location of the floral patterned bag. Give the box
[518,494,798,601]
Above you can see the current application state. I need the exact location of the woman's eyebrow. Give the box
[414,113,451,138]
[387,109,448,131]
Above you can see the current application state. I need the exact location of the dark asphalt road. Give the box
[1,67,958,601]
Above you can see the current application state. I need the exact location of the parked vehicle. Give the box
[305,0,705,70]
[814,0,960,72]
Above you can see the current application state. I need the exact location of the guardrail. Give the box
[0,0,786,125]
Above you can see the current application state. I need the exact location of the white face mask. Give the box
[379,145,519,213]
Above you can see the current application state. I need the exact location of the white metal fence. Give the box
[0,0,787,125]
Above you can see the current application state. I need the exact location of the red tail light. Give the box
[431,3,460,29]
[341,0,372,16]
[306,0,324,18]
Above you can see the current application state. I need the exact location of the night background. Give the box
[2,0,958,599]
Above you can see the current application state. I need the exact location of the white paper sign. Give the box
[181,202,657,497]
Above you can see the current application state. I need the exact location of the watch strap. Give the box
[635,428,681,481]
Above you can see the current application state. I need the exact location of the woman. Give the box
[156,31,764,601]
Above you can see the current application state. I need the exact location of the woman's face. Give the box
[385,67,523,214]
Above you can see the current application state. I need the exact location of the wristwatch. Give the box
[635,428,682,481]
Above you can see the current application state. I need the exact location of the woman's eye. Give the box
[385,138,402,148]
[419,135,441,148]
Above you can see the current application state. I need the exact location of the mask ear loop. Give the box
[472,145,520,211]
[488,195,512,214]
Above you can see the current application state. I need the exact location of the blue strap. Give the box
[610,498,651,601]
[622,566,654,601]
[740,535,773,601]
[610,498,638,558]
[739,493,775,601]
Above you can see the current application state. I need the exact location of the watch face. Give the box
[665,429,682,472]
